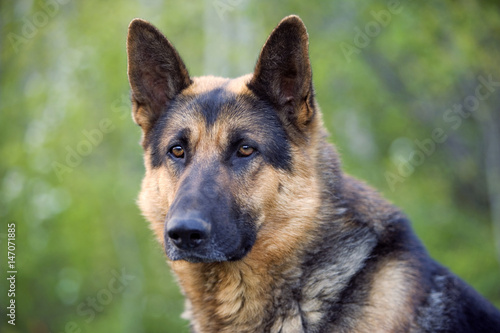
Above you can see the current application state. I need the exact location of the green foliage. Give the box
[1,1,499,331]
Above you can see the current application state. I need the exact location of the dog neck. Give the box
[170,247,305,332]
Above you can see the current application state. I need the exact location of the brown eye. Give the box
[237,145,254,157]
[170,146,185,158]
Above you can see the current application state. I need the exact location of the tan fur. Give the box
[127,15,500,333]
[354,260,420,333]
[182,75,253,96]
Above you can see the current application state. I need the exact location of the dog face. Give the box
[127,16,321,263]
[145,78,295,262]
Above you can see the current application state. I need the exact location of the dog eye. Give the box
[237,145,255,158]
[169,145,185,159]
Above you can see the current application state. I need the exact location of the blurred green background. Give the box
[1,0,499,332]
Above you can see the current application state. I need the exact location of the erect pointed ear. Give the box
[248,15,315,130]
[127,19,192,132]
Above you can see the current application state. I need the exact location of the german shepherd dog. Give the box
[126,15,500,332]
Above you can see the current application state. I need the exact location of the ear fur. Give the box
[248,15,315,130]
[127,19,192,132]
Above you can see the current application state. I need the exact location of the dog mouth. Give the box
[165,240,254,263]
[170,252,227,263]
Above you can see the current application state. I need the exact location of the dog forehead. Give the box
[167,74,266,131]
[184,74,253,96]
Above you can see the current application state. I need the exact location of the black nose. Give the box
[166,218,209,250]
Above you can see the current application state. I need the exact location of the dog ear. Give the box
[127,19,192,132]
[249,15,315,130]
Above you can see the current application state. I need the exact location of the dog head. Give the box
[127,16,322,263]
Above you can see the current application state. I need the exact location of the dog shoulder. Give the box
[416,264,500,332]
